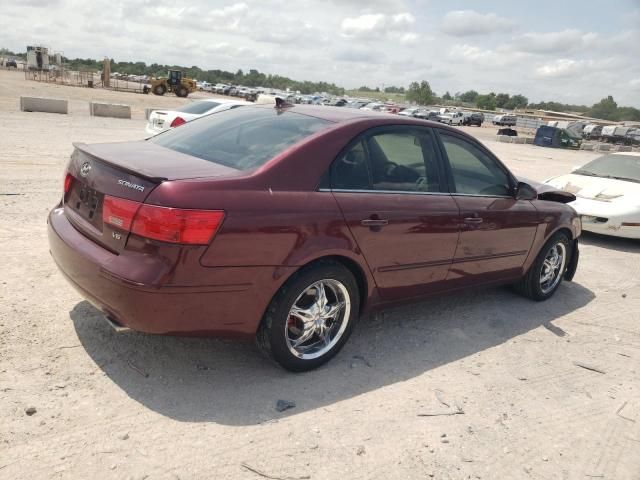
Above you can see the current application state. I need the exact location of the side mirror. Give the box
[515,181,537,200]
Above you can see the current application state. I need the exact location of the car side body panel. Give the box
[48,106,580,340]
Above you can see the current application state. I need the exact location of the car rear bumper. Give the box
[48,207,294,338]
[144,123,164,137]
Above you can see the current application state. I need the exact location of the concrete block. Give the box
[496,135,514,143]
[513,137,526,144]
[20,96,68,114]
[580,143,595,151]
[596,144,611,152]
[617,145,632,152]
[524,137,534,144]
[90,102,131,119]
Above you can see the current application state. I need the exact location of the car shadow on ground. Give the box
[580,231,640,253]
[71,281,595,426]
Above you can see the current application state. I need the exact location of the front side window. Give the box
[440,133,511,196]
[331,128,441,193]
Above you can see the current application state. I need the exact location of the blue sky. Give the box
[2,0,639,106]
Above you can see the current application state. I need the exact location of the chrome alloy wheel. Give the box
[285,279,351,360]
[539,242,567,294]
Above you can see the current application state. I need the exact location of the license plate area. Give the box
[66,182,104,230]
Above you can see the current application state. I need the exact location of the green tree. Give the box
[476,94,496,110]
[458,90,479,103]
[588,96,618,120]
[505,94,528,110]
[495,93,510,108]
[406,80,434,105]
[615,106,640,121]
[442,91,453,101]
[384,85,405,94]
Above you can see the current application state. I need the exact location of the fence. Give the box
[24,67,98,88]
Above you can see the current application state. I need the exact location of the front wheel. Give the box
[514,232,571,301]
[175,86,189,97]
[153,84,166,96]
[257,261,359,372]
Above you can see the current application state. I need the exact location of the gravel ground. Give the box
[1,69,639,480]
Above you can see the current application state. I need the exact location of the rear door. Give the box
[436,130,539,286]
[329,126,460,301]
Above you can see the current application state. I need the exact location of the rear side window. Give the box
[177,101,221,114]
[151,107,332,170]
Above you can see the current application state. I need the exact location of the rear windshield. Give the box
[150,106,332,170]
[176,101,221,115]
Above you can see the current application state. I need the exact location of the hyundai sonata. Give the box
[48,104,581,371]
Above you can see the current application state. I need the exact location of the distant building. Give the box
[26,46,49,70]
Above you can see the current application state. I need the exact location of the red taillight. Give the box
[132,205,224,244]
[103,196,140,231]
[170,116,186,128]
[102,195,224,245]
[64,173,74,194]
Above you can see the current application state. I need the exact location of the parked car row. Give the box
[583,124,640,145]
[193,83,490,126]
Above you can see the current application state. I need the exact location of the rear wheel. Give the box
[257,261,359,372]
[514,232,571,301]
[153,84,166,96]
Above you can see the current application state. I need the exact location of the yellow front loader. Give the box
[149,70,197,97]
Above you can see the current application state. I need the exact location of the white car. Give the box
[145,99,250,137]
[544,152,640,239]
[398,107,419,117]
[438,111,464,125]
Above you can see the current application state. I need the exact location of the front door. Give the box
[437,131,539,286]
[329,126,460,301]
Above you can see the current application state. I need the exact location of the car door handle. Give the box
[464,217,484,224]
[360,219,389,227]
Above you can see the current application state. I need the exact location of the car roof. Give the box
[195,98,244,104]
[279,104,397,122]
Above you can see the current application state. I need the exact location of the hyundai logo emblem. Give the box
[80,162,91,177]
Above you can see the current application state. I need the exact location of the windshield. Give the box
[150,106,332,171]
[574,154,640,183]
[176,101,221,115]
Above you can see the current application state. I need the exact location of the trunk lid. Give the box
[64,141,239,253]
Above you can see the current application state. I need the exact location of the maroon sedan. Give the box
[48,104,581,371]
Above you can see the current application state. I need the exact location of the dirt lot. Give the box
[1,69,639,480]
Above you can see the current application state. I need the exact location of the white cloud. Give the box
[516,29,598,54]
[535,59,586,78]
[340,12,415,38]
[441,10,515,36]
[448,44,525,68]
[0,1,639,107]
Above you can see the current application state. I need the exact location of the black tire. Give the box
[514,232,572,301]
[153,84,166,96]
[257,260,360,372]
[176,86,189,98]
